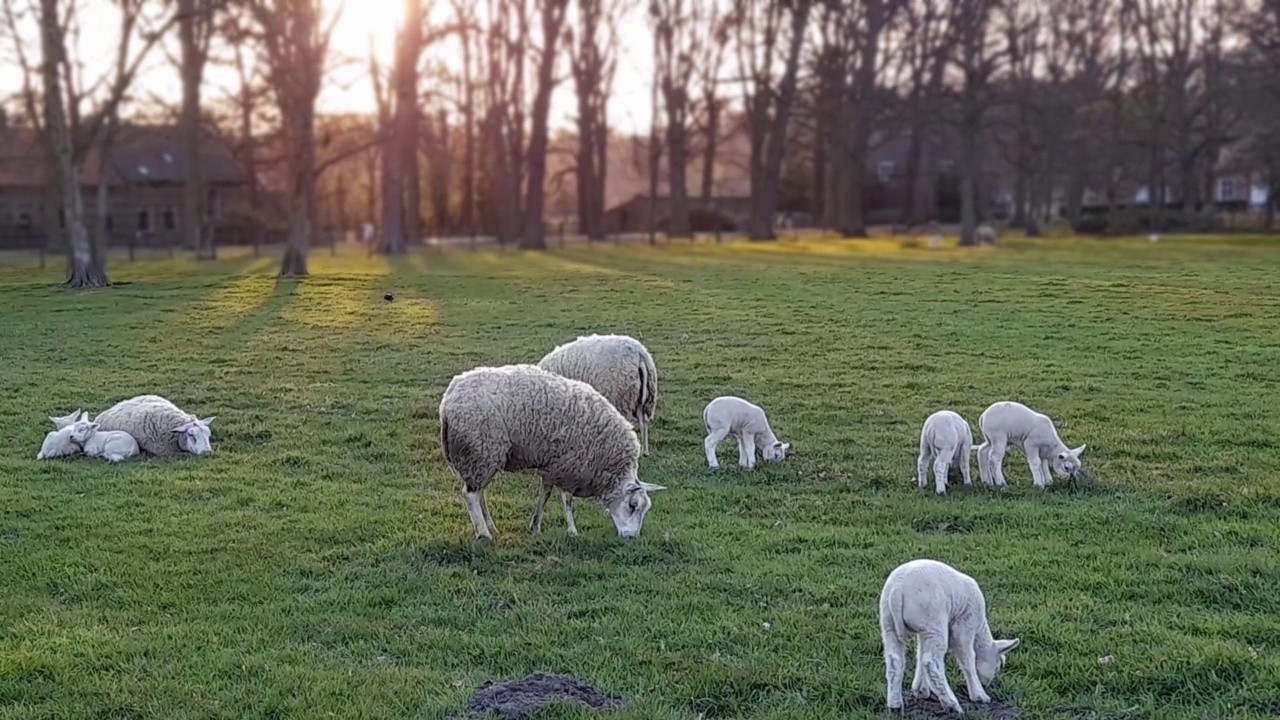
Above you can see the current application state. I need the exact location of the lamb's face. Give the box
[1051,444,1087,479]
[763,441,790,462]
[173,417,215,455]
[976,638,1020,683]
[605,480,667,538]
[69,420,99,444]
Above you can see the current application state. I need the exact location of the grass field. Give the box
[2,236,1280,719]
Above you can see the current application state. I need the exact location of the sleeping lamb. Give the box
[439,364,666,540]
[880,559,1020,715]
[702,396,790,470]
[49,409,88,430]
[93,395,214,457]
[974,401,1086,489]
[918,410,974,495]
[37,423,81,460]
[538,334,659,455]
[69,419,140,463]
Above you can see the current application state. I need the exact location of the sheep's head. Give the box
[1052,444,1087,479]
[763,441,790,462]
[976,638,1020,683]
[69,419,100,444]
[604,479,666,538]
[172,417,215,455]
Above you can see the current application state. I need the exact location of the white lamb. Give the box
[438,364,666,540]
[49,409,88,430]
[538,333,659,455]
[93,395,214,457]
[918,410,974,495]
[69,419,140,463]
[37,424,81,460]
[880,559,1020,715]
[702,396,790,469]
[975,401,1086,489]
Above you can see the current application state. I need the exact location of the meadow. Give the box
[1,235,1279,719]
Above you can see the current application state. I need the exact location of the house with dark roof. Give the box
[0,121,252,249]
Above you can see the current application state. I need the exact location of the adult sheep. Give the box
[93,395,215,457]
[438,364,666,540]
[538,334,659,455]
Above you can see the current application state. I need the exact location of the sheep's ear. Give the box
[1070,444,1086,459]
[199,416,216,425]
[171,424,189,434]
[89,422,100,431]
[995,638,1020,654]
[77,410,88,421]
[781,442,791,453]
[638,481,667,493]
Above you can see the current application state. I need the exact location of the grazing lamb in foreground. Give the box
[975,401,1086,489]
[37,424,82,460]
[702,396,790,470]
[93,395,214,457]
[538,334,659,455]
[880,559,1020,715]
[69,419,140,463]
[918,410,974,495]
[439,364,666,540]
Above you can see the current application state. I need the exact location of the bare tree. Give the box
[731,0,816,240]
[177,0,224,259]
[692,0,728,209]
[521,0,570,249]
[950,0,1004,246]
[652,0,709,238]
[568,0,625,240]
[892,0,953,226]
[245,0,341,277]
[369,0,428,254]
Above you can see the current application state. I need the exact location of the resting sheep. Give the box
[93,395,214,457]
[538,334,659,455]
[37,424,81,460]
[975,401,1086,489]
[918,410,974,495]
[69,419,140,463]
[880,559,1020,715]
[438,364,666,540]
[702,396,790,470]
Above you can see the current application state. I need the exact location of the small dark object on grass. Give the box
[899,695,1022,719]
[458,672,622,719]
[384,292,395,302]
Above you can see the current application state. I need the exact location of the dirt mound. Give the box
[901,696,1022,720]
[456,672,622,719]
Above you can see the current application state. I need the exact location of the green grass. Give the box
[2,235,1280,720]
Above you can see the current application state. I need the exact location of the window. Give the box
[1219,178,1236,202]
[137,208,151,232]
[162,206,177,231]
[877,161,896,183]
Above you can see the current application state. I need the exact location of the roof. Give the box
[0,124,247,189]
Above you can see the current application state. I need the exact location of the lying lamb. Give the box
[880,559,1020,715]
[975,401,1086,489]
[69,419,140,463]
[918,410,974,495]
[702,396,790,470]
[538,334,659,455]
[439,364,666,540]
[93,395,214,457]
[37,424,81,460]
[50,409,88,430]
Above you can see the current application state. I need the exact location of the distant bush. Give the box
[1073,209,1222,236]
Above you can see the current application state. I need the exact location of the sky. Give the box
[0,0,660,136]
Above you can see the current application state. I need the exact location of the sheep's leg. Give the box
[911,635,931,697]
[640,417,650,456]
[529,483,554,535]
[987,438,1008,487]
[461,488,492,541]
[560,490,578,536]
[882,630,908,710]
[741,433,757,469]
[933,452,952,495]
[976,443,992,486]
[953,640,991,704]
[1026,448,1050,489]
[959,436,973,486]
[917,444,932,490]
[1041,458,1055,487]
[705,427,730,469]
[920,633,963,714]
[477,492,498,537]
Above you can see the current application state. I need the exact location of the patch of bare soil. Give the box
[897,696,1023,720]
[453,672,622,719]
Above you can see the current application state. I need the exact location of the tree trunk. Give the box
[521,0,567,250]
[1012,165,1027,228]
[666,119,690,238]
[181,0,211,259]
[958,117,980,247]
[700,95,718,208]
[379,136,406,253]
[576,98,596,238]
[281,109,316,277]
[900,118,924,226]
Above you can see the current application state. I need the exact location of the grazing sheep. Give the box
[439,364,666,540]
[880,559,1020,715]
[93,395,215,457]
[538,334,659,455]
[69,419,140,463]
[918,410,974,495]
[702,396,790,470]
[975,401,1086,489]
[975,224,998,245]
[49,409,87,430]
[37,424,81,460]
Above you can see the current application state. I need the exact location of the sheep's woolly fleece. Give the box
[93,395,202,457]
[538,333,658,451]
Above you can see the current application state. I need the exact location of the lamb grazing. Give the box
[918,410,974,495]
[880,559,1020,715]
[974,401,1086,489]
[93,395,215,457]
[538,333,659,455]
[702,396,790,470]
[69,419,140,463]
[438,364,666,540]
[49,409,87,430]
[37,424,81,460]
